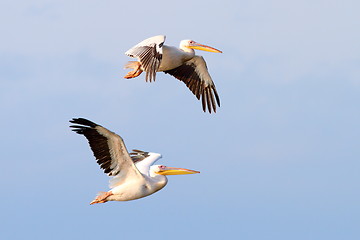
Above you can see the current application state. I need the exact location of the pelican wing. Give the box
[164,55,220,113]
[130,149,150,163]
[70,118,143,181]
[125,35,165,82]
[129,149,163,176]
[133,151,162,176]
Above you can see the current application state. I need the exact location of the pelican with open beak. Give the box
[124,35,222,113]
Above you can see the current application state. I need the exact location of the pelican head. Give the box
[150,165,200,177]
[180,40,222,53]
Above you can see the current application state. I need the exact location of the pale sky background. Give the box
[1,0,360,239]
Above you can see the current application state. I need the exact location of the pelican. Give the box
[70,118,200,204]
[124,35,222,113]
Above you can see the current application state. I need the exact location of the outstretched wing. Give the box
[130,149,150,163]
[69,118,143,181]
[130,149,162,176]
[125,35,165,82]
[164,55,220,113]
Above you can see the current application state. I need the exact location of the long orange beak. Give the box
[157,167,200,175]
[188,41,222,53]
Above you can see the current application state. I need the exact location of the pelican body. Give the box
[158,45,193,71]
[124,35,222,113]
[70,118,199,204]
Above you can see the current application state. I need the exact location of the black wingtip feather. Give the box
[212,86,221,107]
[201,94,206,112]
[69,118,99,128]
[70,127,86,134]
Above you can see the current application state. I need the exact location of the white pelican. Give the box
[70,118,200,204]
[124,35,222,113]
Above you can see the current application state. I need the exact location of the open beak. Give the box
[188,41,222,53]
[158,167,200,175]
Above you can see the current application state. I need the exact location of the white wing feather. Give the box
[125,35,166,82]
[135,152,162,176]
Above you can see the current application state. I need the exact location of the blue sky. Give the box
[1,0,360,239]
